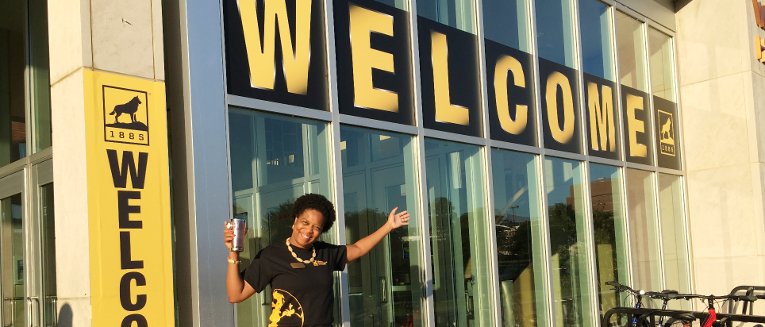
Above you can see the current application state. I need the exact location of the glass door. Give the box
[0,160,54,327]
[0,171,25,327]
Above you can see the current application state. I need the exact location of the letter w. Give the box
[107,149,148,189]
[238,0,312,94]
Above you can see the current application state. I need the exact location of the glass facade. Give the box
[589,164,628,317]
[0,0,51,164]
[424,139,491,326]
[648,28,676,102]
[535,0,575,67]
[491,149,546,327]
[340,126,423,326]
[482,0,530,51]
[0,2,55,326]
[579,0,615,81]
[228,109,334,326]
[615,11,648,91]
[544,157,592,327]
[625,169,662,291]
[658,174,691,303]
[222,0,689,325]
[418,0,476,33]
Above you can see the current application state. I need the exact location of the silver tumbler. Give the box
[230,214,247,252]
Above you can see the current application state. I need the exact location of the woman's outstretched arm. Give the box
[346,207,410,262]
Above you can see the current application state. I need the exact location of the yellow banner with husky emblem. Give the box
[83,69,175,326]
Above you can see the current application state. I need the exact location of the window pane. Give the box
[649,28,676,101]
[40,183,57,326]
[1,193,25,327]
[340,126,423,326]
[544,157,594,327]
[615,11,647,91]
[535,0,576,67]
[491,149,547,327]
[482,0,531,52]
[589,164,628,319]
[418,0,476,33]
[625,169,661,291]
[0,0,28,165]
[425,139,492,326]
[658,174,691,308]
[30,0,51,151]
[228,109,333,326]
[579,0,615,81]
[374,0,407,10]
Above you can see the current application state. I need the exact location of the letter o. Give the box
[545,71,575,144]
[121,314,148,327]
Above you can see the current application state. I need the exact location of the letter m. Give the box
[107,149,148,189]
[237,0,312,94]
[587,82,616,152]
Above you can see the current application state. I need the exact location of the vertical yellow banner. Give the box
[83,69,175,326]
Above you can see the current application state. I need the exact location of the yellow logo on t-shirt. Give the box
[269,289,304,326]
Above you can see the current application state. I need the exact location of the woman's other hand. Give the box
[224,220,234,251]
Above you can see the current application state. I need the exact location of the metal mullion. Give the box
[648,170,668,294]
[320,0,352,325]
[527,0,557,325]
[407,0,437,325]
[23,0,34,158]
[640,16,674,296]
[641,18,659,174]
[608,9,638,294]
[227,95,334,122]
[569,1,603,325]
[27,159,44,327]
[578,159,600,327]
[472,0,502,324]
[609,5,640,289]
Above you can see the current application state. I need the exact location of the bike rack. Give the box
[726,285,765,315]
[603,307,765,326]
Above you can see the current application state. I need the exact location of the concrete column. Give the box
[48,0,165,325]
[675,0,765,295]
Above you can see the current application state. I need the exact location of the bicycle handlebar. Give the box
[606,280,645,296]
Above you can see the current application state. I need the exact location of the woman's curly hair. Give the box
[292,193,336,233]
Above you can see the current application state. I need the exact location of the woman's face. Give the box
[289,209,324,249]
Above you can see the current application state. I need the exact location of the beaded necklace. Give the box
[285,237,316,264]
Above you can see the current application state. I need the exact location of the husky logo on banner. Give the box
[103,86,150,146]
[658,109,675,157]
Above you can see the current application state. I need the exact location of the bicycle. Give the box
[632,289,697,327]
[672,293,757,327]
[605,281,694,327]
[606,280,647,326]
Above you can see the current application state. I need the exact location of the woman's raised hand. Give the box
[387,207,410,230]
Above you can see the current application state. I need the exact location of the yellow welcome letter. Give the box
[626,94,648,158]
[587,82,615,152]
[545,72,575,144]
[349,4,398,112]
[494,55,528,135]
[237,0,312,94]
[431,31,469,125]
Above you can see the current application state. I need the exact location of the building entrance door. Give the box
[0,171,25,327]
[0,161,55,327]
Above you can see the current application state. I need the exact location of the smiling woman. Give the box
[224,193,409,326]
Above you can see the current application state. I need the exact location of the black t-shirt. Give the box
[243,240,347,327]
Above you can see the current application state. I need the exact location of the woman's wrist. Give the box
[227,252,241,264]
